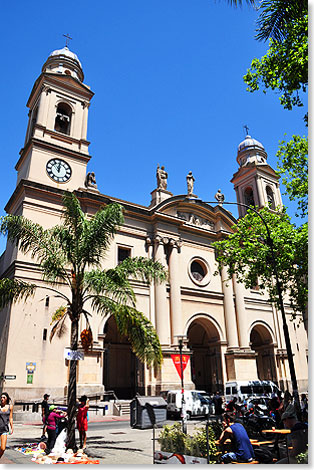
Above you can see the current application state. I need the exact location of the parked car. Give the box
[166,390,210,419]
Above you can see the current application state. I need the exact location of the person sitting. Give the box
[219,412,255,464]
[275,405,308,464]
[226,397,238,413]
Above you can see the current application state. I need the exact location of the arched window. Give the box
[244,187,255,207]
[266,186,275,210]
[54,102,72,135]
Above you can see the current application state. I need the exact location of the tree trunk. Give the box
[66,318,79,451]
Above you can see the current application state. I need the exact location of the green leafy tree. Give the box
[0,192,167,450]
[213,206,308,317]
[276,135,308,218]
[244,13,308,121]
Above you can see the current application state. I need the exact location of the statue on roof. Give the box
[156,164,168,190]
[186,171,195,195]
[85,171,98,190]
[215,189,225,205]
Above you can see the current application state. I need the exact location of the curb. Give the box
[19,415,130,426]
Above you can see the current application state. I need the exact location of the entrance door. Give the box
[250,325,277,383]
[103,316,144,399]
[188,318,223,394]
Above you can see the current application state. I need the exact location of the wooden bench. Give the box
[251,440,275,446]
[231,461,259,464]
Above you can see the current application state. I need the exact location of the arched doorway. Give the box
[250,324,277,383]
[103,316,144,399]
[187,317,223,394]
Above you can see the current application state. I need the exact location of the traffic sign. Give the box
[4,375,16,380]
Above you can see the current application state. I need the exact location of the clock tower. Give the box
[15,46,94,192]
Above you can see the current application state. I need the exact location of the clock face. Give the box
[46,159,72,183]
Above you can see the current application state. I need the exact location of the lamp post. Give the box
[199,199,301,416]
[174,334,187,433]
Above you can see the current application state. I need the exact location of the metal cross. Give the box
[243,124,250,136]
[63,34,73,48]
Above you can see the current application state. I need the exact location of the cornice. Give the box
[16,137,91,171]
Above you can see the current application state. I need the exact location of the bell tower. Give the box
[16,46,94,192]
[231,134,283,218]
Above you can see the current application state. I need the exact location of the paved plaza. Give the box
[2,416,201,465]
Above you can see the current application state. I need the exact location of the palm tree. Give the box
[255,0,307,42]
[0,192,167,450]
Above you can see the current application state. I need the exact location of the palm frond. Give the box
[113,305,163,368]
[0,279,36,308]
[79,203,124,268]
[84,269,136,306]
[62,192,86,240]
[115,257,167,284]
[227,0,256,6]
[256,0,307,42]
[0,215,69,284]
[50,306,69,342]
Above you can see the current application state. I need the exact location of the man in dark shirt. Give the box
[213,391,223,415]
[41,393,50,439]
[219,413,255,463]
[276,405,308,464]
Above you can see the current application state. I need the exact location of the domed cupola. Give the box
[236,134,268,167]
[42,46,84,82]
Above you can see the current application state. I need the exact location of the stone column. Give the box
[221,266,239,349]
[233,275,250,349]
[256,176,265,207]
[154,236,170,345]
[37,87,49,127]
[146,237,155,327]
[81,102,89,140]
[169,240,182,343]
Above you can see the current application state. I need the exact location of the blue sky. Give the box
[1,0,307,246]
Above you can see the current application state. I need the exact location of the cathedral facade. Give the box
[0,47,308,401]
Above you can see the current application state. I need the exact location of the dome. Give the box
[238,135,264,153]
[236,134,268,167]
[42,46,84,82]
[49,46,82,67]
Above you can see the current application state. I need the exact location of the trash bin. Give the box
[130,396,167,429]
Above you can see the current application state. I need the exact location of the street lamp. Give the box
[174,334,188,433]
[197,198,301,416]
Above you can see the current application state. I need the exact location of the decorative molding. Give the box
[176,211,214,230]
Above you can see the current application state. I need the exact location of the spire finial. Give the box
[243,124,250,136]
[63,33,73,48]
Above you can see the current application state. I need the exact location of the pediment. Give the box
[153,196,236,234]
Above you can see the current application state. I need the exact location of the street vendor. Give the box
[45,406,67,455]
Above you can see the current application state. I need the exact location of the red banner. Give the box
[171,354,190,379]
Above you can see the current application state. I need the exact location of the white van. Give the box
[166,390,211,418]
[225,380,280,403]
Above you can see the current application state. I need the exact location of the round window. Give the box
[188,257,211,287]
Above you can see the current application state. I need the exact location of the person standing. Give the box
[76,395,90,450]
[41,393,50,439]
[45,406,66,454]
[0,392,13,459]
[213,391,223,416]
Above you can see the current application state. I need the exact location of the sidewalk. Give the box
[2,415,162,465]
